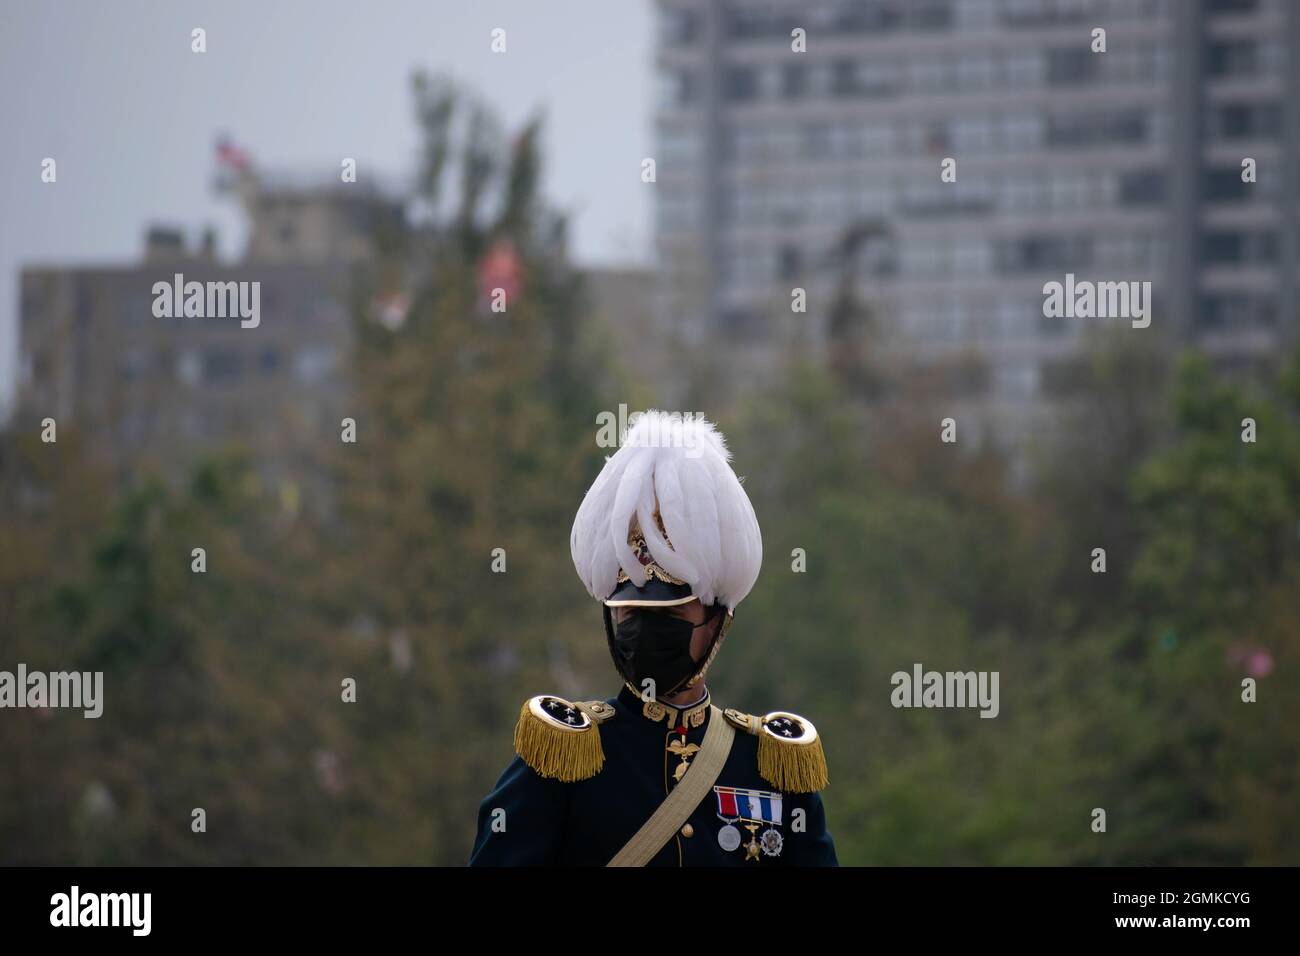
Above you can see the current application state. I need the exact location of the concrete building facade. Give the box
[654,0,1298,434]
[16,171,401,476]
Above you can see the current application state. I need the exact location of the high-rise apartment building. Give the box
[654,0,1298,435]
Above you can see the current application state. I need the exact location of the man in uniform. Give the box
[469,411,837,866]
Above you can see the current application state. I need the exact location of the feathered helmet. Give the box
[570,411,762,691]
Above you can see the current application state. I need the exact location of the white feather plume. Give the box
[570,411,762,610]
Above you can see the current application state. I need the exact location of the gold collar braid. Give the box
[625,684,712,729]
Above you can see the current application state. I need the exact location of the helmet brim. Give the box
[602,577,697,608]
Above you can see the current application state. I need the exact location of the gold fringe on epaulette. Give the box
[758,733,829,793]
[514,700,604,782]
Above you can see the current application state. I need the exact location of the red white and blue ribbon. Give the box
[714,785,783,825]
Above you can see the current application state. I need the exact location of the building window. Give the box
[1107,110,1150,144]
[995,362,1040,400]
[1202,167,1253,202]
[997,235,1092,272]
[1205,0,1261,14]
[856,57,898,97]
[1001,170,1046,213]
[1210,102,1281,140]
[907,57,951,94]
[1206,39,1258,78]
[832,60,858,97]
[955,176,994,213]
[726,66,759,102]
[1003,49,1044,88]
[953,116,995,153]
[120,348,150,382]
[956,51,995,90]
[808,63,834,98]
[854,0,906,33]
[902,239,950,279]
[1046,47,1097,86]
[1117,169,1166,206]
[658,123,701,164]
[805,122,831,158]
[660,8,699,46]
[1000,113,1043,150]
[911,0,953,30]
[203,349,244,384]
[21,287,43,325]
[657,191,699,232]
[783,64,807,99]
[955,0,997,28]
[1055,0,1095,22]
[828,122,860,157]
[719,308,764,339]
[1203,230,1278,265]
[1047,171,1086,211]
[1200,293,1276,330]
[903,119,950,154]
[294,346,337,384]
[856,178,892,217]
[1047,113,1093,148]
[861,121,896,156]
[778,244,803,280]
[657,69,695,109]
[953,239,992,277]
[176,350,201,387]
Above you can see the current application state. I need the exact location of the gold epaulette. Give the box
[514,695,616,783]
[723,707,829,794]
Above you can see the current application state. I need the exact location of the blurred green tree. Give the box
[321,71,614,863]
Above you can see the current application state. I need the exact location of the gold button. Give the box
[680,824,694,838]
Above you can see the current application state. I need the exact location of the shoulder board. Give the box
[513,694,610,782]
[574,699,617,725]
[724,707,828,794]
[723,708,761,734]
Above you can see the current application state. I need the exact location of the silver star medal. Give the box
[760,828,784,857]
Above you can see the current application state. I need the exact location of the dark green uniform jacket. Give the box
[469,685,838,866]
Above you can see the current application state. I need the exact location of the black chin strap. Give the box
[602,603,619,676]
[682,604,729,692]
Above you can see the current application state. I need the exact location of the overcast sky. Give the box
[0,0,653,416]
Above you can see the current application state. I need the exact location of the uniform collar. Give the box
[616,683,712,730]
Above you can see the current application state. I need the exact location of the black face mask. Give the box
[606,606,717,698]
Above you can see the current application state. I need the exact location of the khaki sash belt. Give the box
[607,704,735,867]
